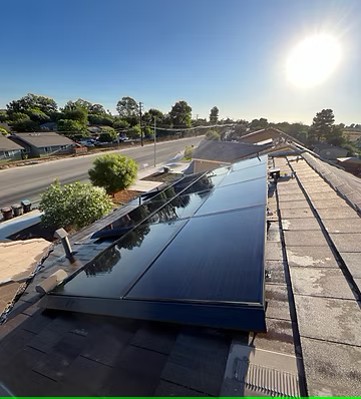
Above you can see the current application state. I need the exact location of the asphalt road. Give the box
[0,136,203,207]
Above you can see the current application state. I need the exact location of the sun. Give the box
[286,33,341,88]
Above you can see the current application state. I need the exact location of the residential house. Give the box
[240,127,295,144]
[313,142,348,160]
[190,138,272,173]
[1,144,361,396]
[39,122,57,131]
[343,128,361,143]
[0,134,24,161]
[336,156,361,177]
[10,132,75,157]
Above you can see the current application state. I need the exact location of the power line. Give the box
[142,123,237,131]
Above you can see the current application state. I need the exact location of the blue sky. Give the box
[1,0,360,124]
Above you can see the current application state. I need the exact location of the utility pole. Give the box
[139,101,143,147]
[153,117,157,166]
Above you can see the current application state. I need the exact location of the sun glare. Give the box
[286,33,341,88]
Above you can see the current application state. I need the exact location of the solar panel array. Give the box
[44,155,268,331]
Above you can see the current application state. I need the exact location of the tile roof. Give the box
[302,152,361,213]
[275,155,361,395]
[1,149,361,396]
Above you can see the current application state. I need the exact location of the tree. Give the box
[62,107,88,124]
[169,100,192,128]
[116,96,139,119]
[113,118,130,130]
[0,110,8,122]
[11,115,39,132]
[309,109,335,143]
[40,180,112,230]
[57,119,87,135]
[63,99,92,112]
[227,121,248,140]
[327,124,345,146]
[89,103,106,114]
[249,118,268,131]
[205,130,221,140]
[98,127,117,142]
[142,109,164,126]
[7,93,57,117]
[192,118,207,127]
[209,106,219,124]
[127,124,141,139]
[88,113,114,126]
[89,154,138,195]
[25,108,50,123]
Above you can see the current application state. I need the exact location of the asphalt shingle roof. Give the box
[12,132,75,148]
[192,139,271,163]
[0,135,23,152]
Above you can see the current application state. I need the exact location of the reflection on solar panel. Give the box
[43,155,268,332]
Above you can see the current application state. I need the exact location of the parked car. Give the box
[79,140,95,147]
[118,135,129,142]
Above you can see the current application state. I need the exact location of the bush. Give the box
[0,127,8,136]
[98,127,117,142]
[184,145,194,160]
[57,119,87,134]
[40,181,112,230]
[127,124,141,139]
[205,130,220,140]
[11,117,39,132]
[89,154,138,194]
[88,114,114,126]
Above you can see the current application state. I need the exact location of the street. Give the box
[0,136,203,207]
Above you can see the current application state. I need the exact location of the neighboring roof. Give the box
[11,132,75,148]
[313,142,347,152]
[0,135,24,152]
[40,122,57,131]
[337,156,361,164]
[241,127,304,146]
[88,126,102,133]
[192,139,271,163]
[260,142,302,158]
[0,238,52,317]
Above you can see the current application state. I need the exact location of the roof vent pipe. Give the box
[54,228,73,260]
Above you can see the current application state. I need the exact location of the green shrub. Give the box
[40,180,112,230]
[0,127,8,136]
[184,145,194,160]
[98,127,117,142]
[205,130,220,140]
[88,154,138,194]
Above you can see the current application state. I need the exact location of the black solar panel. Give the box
[43,155,268,332]
[127,206,265,303]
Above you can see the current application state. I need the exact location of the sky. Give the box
[0,0,360,125]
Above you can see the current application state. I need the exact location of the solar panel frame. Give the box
[42,155,269,332]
